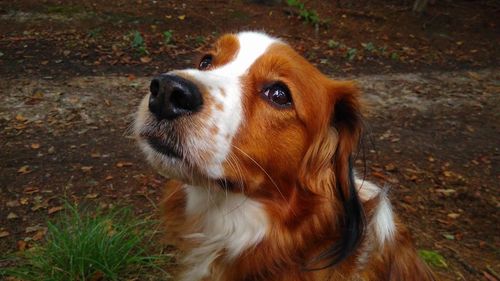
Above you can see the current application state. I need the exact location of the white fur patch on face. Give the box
[180,185,268,281]
[356,178,396,246]
[169,32,279,179]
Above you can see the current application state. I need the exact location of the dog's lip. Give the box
[146,137,182,158]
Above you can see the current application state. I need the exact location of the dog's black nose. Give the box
[148,75,203,120]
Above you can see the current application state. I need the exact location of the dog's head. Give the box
[135,31,361,191]
[134,31,364,265]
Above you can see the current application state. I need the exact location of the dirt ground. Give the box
[0,1,498,280]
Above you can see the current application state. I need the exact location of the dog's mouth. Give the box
[146,137,182,158]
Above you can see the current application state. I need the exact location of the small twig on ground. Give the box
[486,266,500,281]
[443,245,481,275]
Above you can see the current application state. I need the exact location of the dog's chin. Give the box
[146,137,182,159]
[138,135,242,192]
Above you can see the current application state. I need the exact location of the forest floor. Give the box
[0,1,498,280]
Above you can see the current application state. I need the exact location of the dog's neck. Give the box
[178,179,396,281]
[180,185,268,279]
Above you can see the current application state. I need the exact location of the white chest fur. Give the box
[180,185,269,281]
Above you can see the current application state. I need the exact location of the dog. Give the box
[134,31,436,281]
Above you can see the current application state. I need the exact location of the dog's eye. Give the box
[198,54,213,70]
[262,83,292,108]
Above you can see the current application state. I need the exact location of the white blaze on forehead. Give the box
[173,32,279,178]
[214,31,280,76]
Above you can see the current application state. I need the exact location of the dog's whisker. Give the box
[231,145,297,217]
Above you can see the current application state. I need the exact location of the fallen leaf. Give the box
[6,200,20,207]
[32,229,47,241]
[443,170,454,177]
[384,163,397,172]
[30,143,41,149]
[24,187,39,194]
[25,226,46,233]
[48,206,64,215]
[90,152,101,158]
[178,14,186,20]
[372,171,388,180]
[81,166,93,172]
[105,175,114,181]
[86,193,99,199]
[7,212,18,220]
[20,198,29,205]
[442,234,455,240]
[17,240,27,251]
[467,71,481,80]
[435,189,456,196]
[447,213,460,219]
[31,202,47,211]
[48,146,55,154]
[15,114,27,122]
[17,165,31,174]
[0,231,10,238]
[465,125,475,133]
[116,162,133,168]
[30,90,45,101]
[140,56,152,63]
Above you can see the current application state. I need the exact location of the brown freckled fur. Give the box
[214,102,224,111]
[219,87,227,97]
[160,36,437,281]
[209,125,219,135]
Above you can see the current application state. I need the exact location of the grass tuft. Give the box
[0,203,169,281]
[418,249,448,268]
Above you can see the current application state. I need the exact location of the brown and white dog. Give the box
[134,32,436,281]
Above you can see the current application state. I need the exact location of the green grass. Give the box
[346,48,358,61]
[130,30,148,55]
[286,0,321,25]
[163,30,173,45]
[418,249,448,268]
[0,203,169,281]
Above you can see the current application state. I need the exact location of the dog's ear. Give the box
[329,81,363,200]
[304,81,366,269]
[327,81,365,267]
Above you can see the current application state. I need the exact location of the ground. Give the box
[0,1,498,280]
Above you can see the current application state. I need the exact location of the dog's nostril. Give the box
[170,87,192,111]
[150,79,160,97]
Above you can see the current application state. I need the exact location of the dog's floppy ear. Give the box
[308,81,366,269]
[329,81,365,266]
[329,81,363,201]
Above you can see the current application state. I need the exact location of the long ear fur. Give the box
[307,81,366,269]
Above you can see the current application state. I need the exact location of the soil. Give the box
[0,1,498,280]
